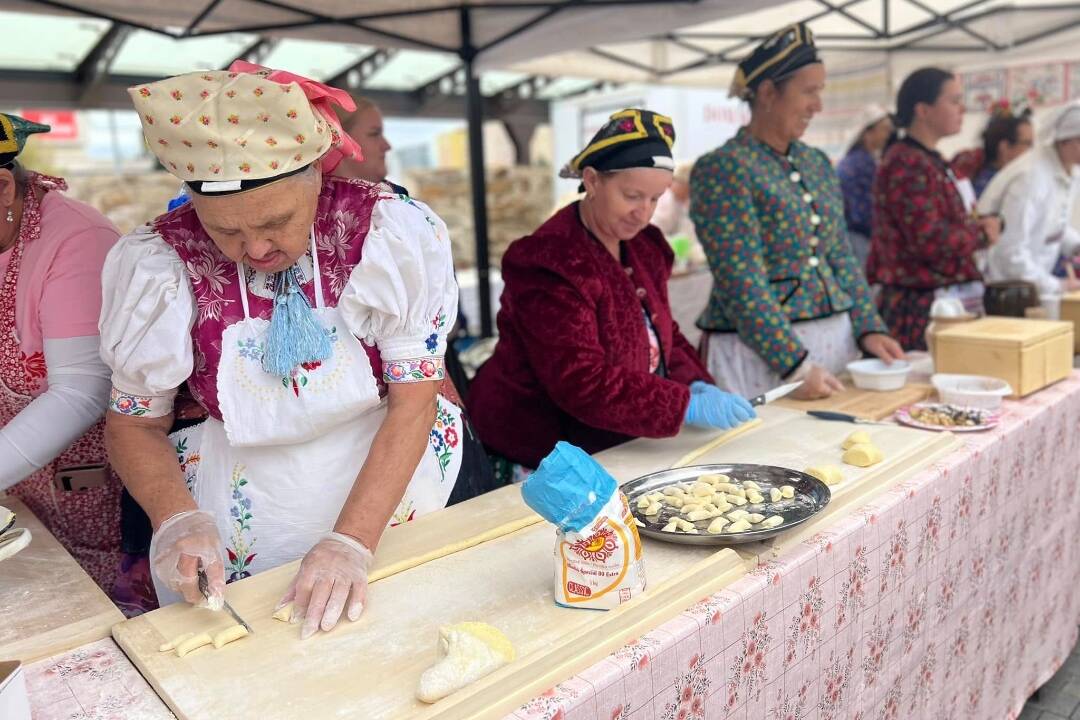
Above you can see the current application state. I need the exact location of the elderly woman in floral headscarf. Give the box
[100,63,471,639]
[0,113,124,596]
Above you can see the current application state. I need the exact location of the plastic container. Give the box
[846,358,911,391]
[931,373,1013,409]
[0,662,30,720]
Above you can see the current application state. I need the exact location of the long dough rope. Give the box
[671,419,764,469]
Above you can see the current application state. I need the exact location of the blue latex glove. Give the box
[685,382,756,429]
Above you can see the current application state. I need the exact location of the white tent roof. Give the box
[503,0,1080,88]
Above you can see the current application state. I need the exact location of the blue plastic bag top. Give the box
[521,441,617,533]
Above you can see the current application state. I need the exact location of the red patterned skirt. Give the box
[876,286,935,351]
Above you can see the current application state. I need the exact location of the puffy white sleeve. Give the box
[98,227,196,418]
[338,195,458,384]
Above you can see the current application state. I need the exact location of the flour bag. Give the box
[521,442,646,610]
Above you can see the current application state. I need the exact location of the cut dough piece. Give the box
[158,632,195,653]
[746,491,764,504]
[661,486,684,497]
[714,500,733,514]
[746,513,765,524]
[726,519,752,533]
[417,622,515,704]
[726,495,747,506]
[664,496,685,509]
[769,488,783,503]
[741,480,760,491]
[715,483,741,494]
[690,482,714,497]
[272,603,294,623]
[635,496,651,510]
[842,430,872,450]
[842,443,884,468]
[686,509,713,522]
[175,633,213,658]
[727,509,749,521]
[805,465,844,486]
[212,624,249,649]
[661,521,679,533]
[706,517,729,534]
[644,502,663,516]
[680,503,701,515]
[780,485,795,499]
[634,518,646,528]
[760,516,784,529]
[674,518,695,532]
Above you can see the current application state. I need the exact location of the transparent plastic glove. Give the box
[278,532,375,640]
[684,382,756,429]
[148,510,226,608]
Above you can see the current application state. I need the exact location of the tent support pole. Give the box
[461,7,494,338]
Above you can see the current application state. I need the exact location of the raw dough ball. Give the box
[158,632,195,653]
[707,517,729,534]
[212,624,249,649]
[780,485,795,499]
[726,519,752,533]
[842,430,872,450]
[175,632,213,658]
[805,465,844,486]
[417,622,515,704]
[842,443,884,468]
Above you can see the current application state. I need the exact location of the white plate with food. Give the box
[621,464,831,545]
[894,402,1001,432]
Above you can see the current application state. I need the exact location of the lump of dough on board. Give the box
[842,430,872,450]
[417,622,515,704]
[159,632,195,653]
[842,443,883,468]
[805,465,843,486]
[175,633,213,658]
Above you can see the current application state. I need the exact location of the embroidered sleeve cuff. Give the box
[382,357,446,384]
[378,333,448,363]
[108,386,175,418]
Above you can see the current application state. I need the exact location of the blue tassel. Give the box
[261,268,332,377]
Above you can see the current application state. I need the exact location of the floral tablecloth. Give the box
[506,373,1080,720]
[25,374,1080,720]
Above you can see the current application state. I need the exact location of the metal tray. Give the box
[622,463,831,545]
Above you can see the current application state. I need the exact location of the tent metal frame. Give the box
[655,1,1080,77]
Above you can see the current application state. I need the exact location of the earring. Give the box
[5,210,12,223]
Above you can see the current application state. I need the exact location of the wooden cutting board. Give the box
[112,407,954,720]
[0,497,124,662]
[774,381,933,420]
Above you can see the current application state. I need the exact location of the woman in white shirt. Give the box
[979,102,1080,298]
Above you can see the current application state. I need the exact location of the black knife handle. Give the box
[807,410,859,423]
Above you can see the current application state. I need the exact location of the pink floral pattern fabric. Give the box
[505,372,1080,720]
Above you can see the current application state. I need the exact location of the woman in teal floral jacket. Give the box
[690,23,903,399]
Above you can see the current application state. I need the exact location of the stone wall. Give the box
[63,166,555,270]
[403,165,554,269]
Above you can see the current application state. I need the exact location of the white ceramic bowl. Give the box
[931,373,1012,409]
[846,359,911,391]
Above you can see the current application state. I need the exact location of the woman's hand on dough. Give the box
[148,510,226,607]
[279,532,375,640]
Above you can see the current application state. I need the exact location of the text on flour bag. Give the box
[521,442,646,610]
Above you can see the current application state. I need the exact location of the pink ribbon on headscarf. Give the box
[229,60,362,172]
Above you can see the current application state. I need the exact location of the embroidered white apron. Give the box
[154,231,462,601]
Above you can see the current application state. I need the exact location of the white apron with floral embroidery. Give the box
[154,231,462,601]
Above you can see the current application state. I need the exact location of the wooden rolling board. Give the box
[774,381,933,420]
[113,520,749,720]
[0,497,124,662]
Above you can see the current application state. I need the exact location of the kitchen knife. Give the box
[198,569,254,634]
[748,380,804,407]
[807,410,891,426]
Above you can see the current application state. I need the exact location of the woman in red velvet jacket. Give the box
[468,109,755,480]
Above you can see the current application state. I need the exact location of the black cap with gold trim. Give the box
[0,114,50,170]
[730,23,820,100]
[559,109,676,185]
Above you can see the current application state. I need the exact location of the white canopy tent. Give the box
[0,0,790,336]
